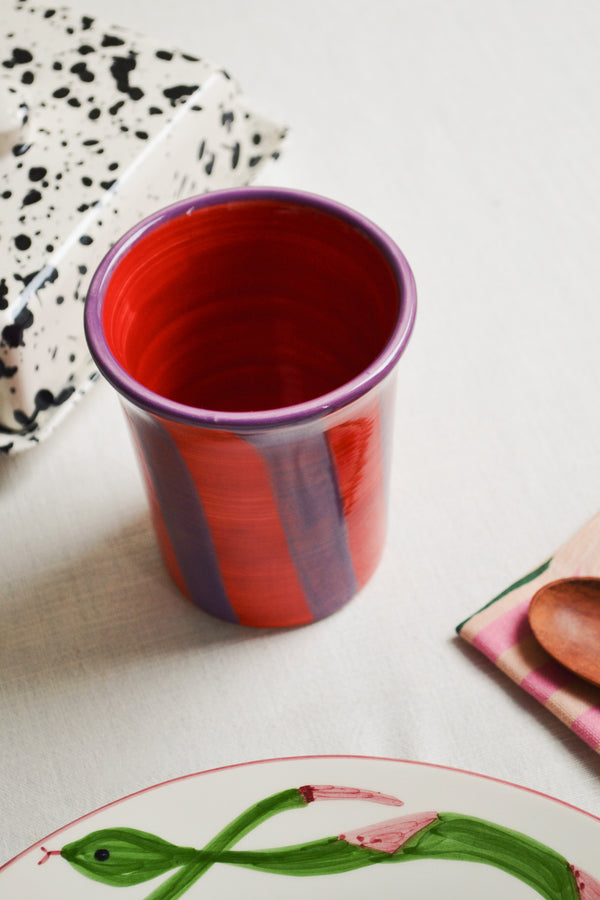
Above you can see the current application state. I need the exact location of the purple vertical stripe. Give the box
[250,430,358,619]
[127,408,239,623]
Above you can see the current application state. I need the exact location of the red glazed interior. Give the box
[102,198,400,413]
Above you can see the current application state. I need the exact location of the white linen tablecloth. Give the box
[2,0,600,867]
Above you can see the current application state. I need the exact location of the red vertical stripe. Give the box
[327,396,387,589]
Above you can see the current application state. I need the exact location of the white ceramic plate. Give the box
[2,756,600,898]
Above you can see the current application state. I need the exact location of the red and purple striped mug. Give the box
[85,188,416,627]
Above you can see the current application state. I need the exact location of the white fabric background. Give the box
[2,0,600,866]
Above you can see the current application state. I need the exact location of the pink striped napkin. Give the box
[457,512,600,753]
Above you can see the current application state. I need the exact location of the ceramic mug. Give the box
[84,187,417,627]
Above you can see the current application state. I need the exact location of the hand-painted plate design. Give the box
[2,756,600,898]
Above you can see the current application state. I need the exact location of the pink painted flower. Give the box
[340,811,438,854]
[298,785,404,807]
[571,866,600,899]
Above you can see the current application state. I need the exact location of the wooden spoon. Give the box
[528,577,600,687]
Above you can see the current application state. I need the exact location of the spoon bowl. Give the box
[528,577,600,687]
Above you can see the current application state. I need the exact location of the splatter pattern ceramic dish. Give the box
[0,0,284,452]
[2,756,600,898]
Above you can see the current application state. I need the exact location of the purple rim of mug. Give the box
[84,186,417,430]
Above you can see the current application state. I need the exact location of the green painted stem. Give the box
[143,788,307,900]
[199,813,579,900]
[400,813,579,900]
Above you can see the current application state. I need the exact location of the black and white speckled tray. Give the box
[0,0,285,453]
